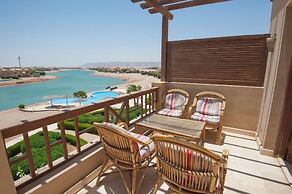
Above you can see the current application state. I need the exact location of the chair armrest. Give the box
[117,122,126,128]
[222,149,229,160]
[221,100,226,111]
[188,100,197,118]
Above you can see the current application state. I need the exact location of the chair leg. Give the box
[216,125,222,144]
[95,158,109,186]
[131,168,138,194]
[153,173,162,194]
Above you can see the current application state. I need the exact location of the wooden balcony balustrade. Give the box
[0,87,159,189]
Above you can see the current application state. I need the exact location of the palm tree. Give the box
[127,84,142,106]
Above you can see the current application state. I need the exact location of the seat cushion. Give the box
[130,132,155,159]
[165,92,186,110]
[158,108,183,117]
[196,97,222,116]
[191,112,220,124]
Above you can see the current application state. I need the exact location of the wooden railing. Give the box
[1,87,159,189]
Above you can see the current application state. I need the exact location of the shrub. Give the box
[63,121,93,131]
[66,133,87,147]
[62,108,144,135]
[8,131,87,180]
[18,104,25,109]
[7,141,23,158]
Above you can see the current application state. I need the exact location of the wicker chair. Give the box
[152,134,229,194]
[188,91,226,144]
[94,122,155,194]
[157,89,189,118]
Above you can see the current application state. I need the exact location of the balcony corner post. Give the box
[0,132,17,194]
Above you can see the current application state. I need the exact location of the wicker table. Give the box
[136,114,206,145]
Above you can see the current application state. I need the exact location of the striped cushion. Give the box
[191,112,220,124]
[158,108,183,117]
[162,146,213,172]
[165,93,186,110]
[130,132,155,159]
[103,122,154,159]
[196,98,222,116]
[103,122,132,136]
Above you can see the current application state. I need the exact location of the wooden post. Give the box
[42,126,53,168]
[0,132,17,194]
[74,118,81,153]
[161,15,169,81]
[141,95,144,117]
[144,94,148,115]
[59,121,69,160]
[23,132,36,178]
[125,101,130,130]
[104,107,109,122]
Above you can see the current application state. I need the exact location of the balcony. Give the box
[0,86,291,194]
[1,1,292,192]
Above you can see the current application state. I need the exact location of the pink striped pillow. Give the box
[195,97,222,116]
[165,93,186,110]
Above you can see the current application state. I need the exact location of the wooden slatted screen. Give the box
[166,34,269,86]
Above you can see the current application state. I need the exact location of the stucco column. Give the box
[0,132,17,194]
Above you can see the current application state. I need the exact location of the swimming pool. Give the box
[51,91,120,105]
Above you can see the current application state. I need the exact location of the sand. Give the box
[0,75,57,87]
[93,71,160,90]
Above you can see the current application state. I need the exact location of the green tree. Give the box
[73,91,87,98]
[127,84,142,106]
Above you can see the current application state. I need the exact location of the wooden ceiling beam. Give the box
[144,0,174,20]
[149,0,231,14]
[140,0,186,9]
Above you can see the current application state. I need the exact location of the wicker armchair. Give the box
[157,89,189,118]
[94,122,155,194]
[188,91,226,144]
[152,134,229,194]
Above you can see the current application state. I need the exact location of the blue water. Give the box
[0,70,124,111]
[52,91,119,105]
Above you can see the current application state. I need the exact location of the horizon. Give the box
[0,0,272,67]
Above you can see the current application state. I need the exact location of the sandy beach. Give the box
[0,75,57,87]
[93,71,160,90]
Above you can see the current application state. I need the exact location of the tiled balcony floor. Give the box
[77,131,292,194]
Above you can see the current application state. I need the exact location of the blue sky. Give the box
[0,0,272,67]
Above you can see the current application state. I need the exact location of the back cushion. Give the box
[195,97,222,116]
[101,122,141,152]
[165,93,186,110]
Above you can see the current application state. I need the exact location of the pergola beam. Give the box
[144,0,174,20]
[141,0,186,9]
[149,0,230,14]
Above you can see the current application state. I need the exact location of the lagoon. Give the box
[0,70,124,111]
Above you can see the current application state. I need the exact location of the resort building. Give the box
[0,0,291,194]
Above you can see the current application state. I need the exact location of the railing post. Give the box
[144,94,148,115]
[153,90,157,111]
[59,121,69,160]
[42,126,53,168]
[23,132,36,178]
[0,132,17,194]
[74,118,81,153]
[125,101,130,130]
[141,95,144,117]
[104,107,109,122]
[151,92,155,112]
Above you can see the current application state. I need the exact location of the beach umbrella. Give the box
[43,95,59,107]
[60,95,71,107]
[73,98,87,106]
